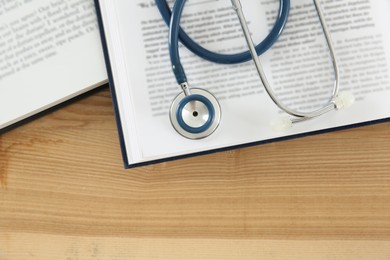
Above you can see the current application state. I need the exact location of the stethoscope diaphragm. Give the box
[169,88,221,139]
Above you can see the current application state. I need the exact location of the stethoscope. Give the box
[156,0,354,139]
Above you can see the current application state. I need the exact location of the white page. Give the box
[100,0,390,165]
[0,0,107,130]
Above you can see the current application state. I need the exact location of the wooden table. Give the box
[1,87,390,259]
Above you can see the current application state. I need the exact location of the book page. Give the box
[100,0,390,164]
[0,0,107,129]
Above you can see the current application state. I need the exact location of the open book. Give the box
[0,0,107,131]
[96,0,390,168]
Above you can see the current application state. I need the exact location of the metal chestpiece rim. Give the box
[169,88,221,139]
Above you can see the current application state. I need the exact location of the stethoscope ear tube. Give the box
[231,0,354,128]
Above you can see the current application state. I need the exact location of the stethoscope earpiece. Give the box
[170,88,221,139]
[334,91,355,110]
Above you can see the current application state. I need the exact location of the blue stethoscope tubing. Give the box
[155,0,290,84]
[157,0,291,139]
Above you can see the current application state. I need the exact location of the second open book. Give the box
[0,0,107,131]
[96,0,390,168]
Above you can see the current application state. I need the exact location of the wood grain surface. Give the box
[1,87,390,259]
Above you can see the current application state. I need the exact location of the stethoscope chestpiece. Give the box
[169,88,221,139]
